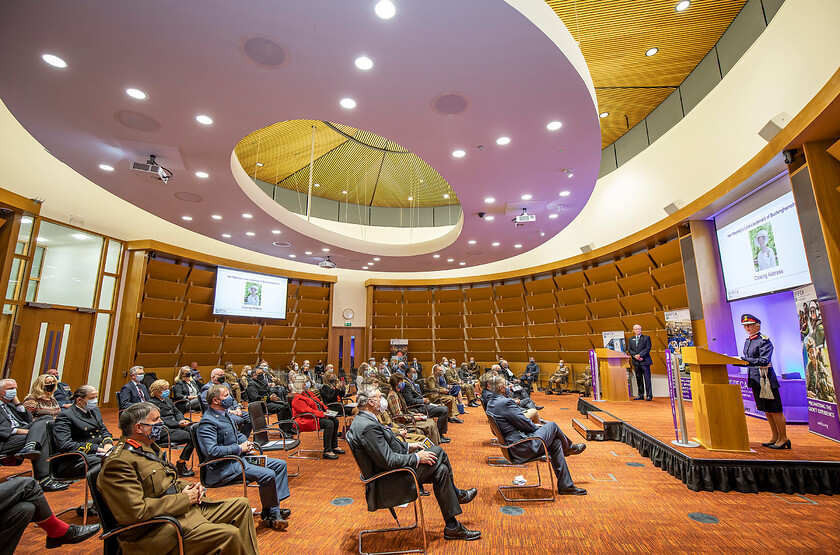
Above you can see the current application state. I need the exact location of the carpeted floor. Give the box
[7,392,840,554]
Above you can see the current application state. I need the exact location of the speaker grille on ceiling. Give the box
[432,93,469,116]
[242,37,287,68]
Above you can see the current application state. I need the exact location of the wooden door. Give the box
[329,326,365,376]
[9,305,94,394]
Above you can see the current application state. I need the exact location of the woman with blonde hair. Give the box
[172,366,201,412]
[24,374,62,419]
[148,379,196,476]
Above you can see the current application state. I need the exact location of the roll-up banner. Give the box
[665,309,694,401]
[390,339,408,367]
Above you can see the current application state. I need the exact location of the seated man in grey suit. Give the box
[196,385,291,530]
[485,375,588,495]
[200,368,252,436]
[347,383,480,542]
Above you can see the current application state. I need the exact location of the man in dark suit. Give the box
[485,375,587,495]
[245,368,290,419]
[408,358,423,378]
[0,379,67,491]
[53,385,115,480]
[118,366,150,409]
[196,385,291,530]
[521,357,541,395]
[627,324,654,401]
[401,367,450,440]
[189,361,205,387]
[45,369,72,409]
[347,383,480,541]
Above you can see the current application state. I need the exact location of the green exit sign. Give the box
[344,322,352,327]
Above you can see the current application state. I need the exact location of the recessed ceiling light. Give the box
[355,56,374,70]
[242,213,253,219]
[485,215,495,221]
[305,251,312,255]
[322,248,330,252]
[675,0,691,12]
[407,196,414,201]
[496,136,511,145]
[540,232,546,237]
[340,98,357,109]
[433,254,440,258]
[492,242,500,246]
[246,231,255,236]
[362,266,369,269]
[211,214,222,220]
[447,258,454,263]
[195,171,209,178]
[373,257,380,261]
[645,47,659,57]
[514,244,522,248]
[21,217,32,224]
[599,112,609,118]
[182,216,193,221]
[289,254,296,258]
[314,183,320,187]
[196,114,213,125]
[342,190,348,194]
[468,240,476,245]
[126,88,148,100]
[459,262,466,266]
[374,0,396,19]
[256,162,264,167]
[271,229,281,234]
[521,194,532,200]
[71,233,88,240]
[549,213,559,219]
[546,121,563,131]
[99,164,114,172]
[559,190,571,196]
[567,172,573,178]
[41,53,67,68]
[484,197,495,203]
[452,149,466,158]
[222,233,231,238]
[443,194,450,199]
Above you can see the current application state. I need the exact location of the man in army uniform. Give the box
[425,365,461,422]
[223,362,244,406]
[98,402,259,555]
[547,361,569,395]
[576,367,592,397]
[445,363,480,407]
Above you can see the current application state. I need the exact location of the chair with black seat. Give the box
[287,393,323,461]
[189,424,261,513]
[477,398,520,468]
[87,465,186,555]
[248,400,301,477]
[485,412,555,503]
[45,419,93,524]
[346,428,427,555]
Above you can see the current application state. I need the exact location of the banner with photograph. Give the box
[794,285,840,442]
[665,309,694,401]
[602,331,626,353]
[390,339,408,367]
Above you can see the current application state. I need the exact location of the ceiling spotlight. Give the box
[373,257,380,261]
[182,216,193,221]
[443,194,450,199]
[452,149,466,158]
[496,136,511,145]
[256,162,264,167]
[675,0,691,11]
[540,232,546,237]
[271,229,281,234]
[374,0,396,19]
[41,53,67,68]
[305,251,313,255]
[559,190,571,197]
[521,194,532,200]
[355,56,374,70]
[126,88,148,100]
[246,231,255,236]
[289,254,296,258]
[485,215,495,221]
[242,213,253,219]
[567,172,573,178]
[367,262,374,266]
[322,248,330,252]
[459,262,466,266]
[362,266,369,269]
[599,112,609,118]
[492,242,500,246]
[314,183,320,187]
[195,171,209,178]
[211,214,222,220]
[407,196,414,201]
[447,258,454,262]
[341,190,348,194]
[549,213,559,219]
[546,121,563,131]
[468,240,476,245]
[99,164,114,172]
[433,254,440,258]
[340,98,357,109]
[645,47,659,57]
[222,233,231,238]
[196,115,213,125]
[514,244,522,248]
[484,197,495,203]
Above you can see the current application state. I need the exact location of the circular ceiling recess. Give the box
[114,110,161,132]
[240,36,287,68]
[272,241,291,247]
[432,93,470,116]
[174,192,203,203]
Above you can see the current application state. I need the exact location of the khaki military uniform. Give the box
[444,367,477,402]
[423,375,457,416]
[224,370,243,404]
[376,412,427,444]
[576,369,592,396]
[548,365,569,394]
[97,438,258,555]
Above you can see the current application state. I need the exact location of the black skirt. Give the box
[751,383,783,413]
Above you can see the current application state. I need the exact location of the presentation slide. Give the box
[716,191,811,301]
[213,267,288,319]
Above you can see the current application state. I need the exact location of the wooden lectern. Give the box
[593,348,631,402]
[682,347,750,452]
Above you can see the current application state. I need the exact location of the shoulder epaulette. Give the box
[761,334,769,340]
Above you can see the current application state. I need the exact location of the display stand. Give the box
[593,348,631,402]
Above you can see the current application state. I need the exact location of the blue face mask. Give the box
[134,373,145,382]
[220,395,235,409]
[4,388,17,401]
[86,398,98,410]
[141,421,164,441]
[161,390,170,398]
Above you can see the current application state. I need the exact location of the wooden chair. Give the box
[485,413,555,502]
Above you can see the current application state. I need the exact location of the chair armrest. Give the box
[101,515,185,553]
[405,403,430,416]
[47,450,91,477]
[360,466,418,485]
[198,455,249,488]
[498,435,550,463]
[295,412,322,430]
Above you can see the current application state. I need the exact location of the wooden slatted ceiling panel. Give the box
[545,0,748,148]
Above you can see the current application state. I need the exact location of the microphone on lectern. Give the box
[696,338,716,350]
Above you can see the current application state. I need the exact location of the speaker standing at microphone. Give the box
[627,324,653,401]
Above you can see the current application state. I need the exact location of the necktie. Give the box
[136,383,145,401]
[4,403,22,426]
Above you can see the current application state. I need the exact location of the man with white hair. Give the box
[118,366,150,409]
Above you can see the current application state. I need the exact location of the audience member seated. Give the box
[314,359,325,382]
[286,360,299,385]
[426,365,463,421]
[223,362,244,406]
[401,367,450,441]
[480,370,540,425]
[320,366,355,417]
[495,362,542,410]
[547,361,569,395]
[188,361,205,387]
[196,386,291,531]
[148,379,196,477]
[23,374,62,419]
[497,359,519,384]
[246,366,291,420]
[118,366,150,410]
[53,385,114,480]
[577,368,592,397]
[408,357,423,378]
[445,363,479,408]
[0,476,100,551]
[486,375,587,496]
[348,384,481,541]
[44,368,72,409]
[200,368,252,436]
[521,357,541,395]
[99,402,259,553]
[356,363,374,392]
[0,378,66,491]
[173,365,202,412]
[290,376,343,460]
[239,365,252,394]
[466,357,480,378]
[388,374,442,444]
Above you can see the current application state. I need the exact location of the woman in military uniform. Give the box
[740,314,790,449]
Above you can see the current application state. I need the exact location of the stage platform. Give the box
[576,396,840,495]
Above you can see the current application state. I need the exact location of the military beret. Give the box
[740,314,760,325]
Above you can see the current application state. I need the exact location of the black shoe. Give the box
[768,440,791,450]
[567,443,587,456]
[75,505,98,518]
[176,461,194,477]
[419,488,430,497]
[449,417,464,424]
[535,405,545,410]
[468,401,480,407]
[760,440,777,447]
[323,452,339,460]
[279,508,292,519]
[15,443,41,461]
[457,487,477,505]
[558,486,587,496]
[260,516,289,530]
[439,437,451,444]
[645,397,653,402]
[443,522,482,541]
[40,479,69,492]
[45,523,101,548]
[546,391,553,395]
[332,447,346,454]
[634,396,644,401]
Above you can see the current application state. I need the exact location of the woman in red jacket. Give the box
[290,375,343,460]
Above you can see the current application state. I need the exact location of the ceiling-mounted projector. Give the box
[319,256,336,269]
[513,208,535,227]
[130,154,172,184]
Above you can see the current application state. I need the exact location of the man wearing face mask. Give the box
[347,384,480,541]
[400,367,450,440]
[118,366,151,410]
[53,385,115,483]
[44,368,73,409]
[245,366,290,419]
[99,402,259,554]
[0,379,67,492]
[200,368,252,436]
[197,386,291,530]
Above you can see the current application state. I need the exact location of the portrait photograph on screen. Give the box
[213,266,288,319]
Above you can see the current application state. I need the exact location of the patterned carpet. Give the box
[6,392,840,554]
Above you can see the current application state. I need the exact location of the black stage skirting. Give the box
[577,398,840,495]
